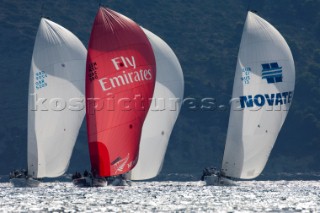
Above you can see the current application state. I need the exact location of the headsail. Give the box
[221,12,295,179]
[128,28,184,180]
[85,7,156,177]
[28,18,86,178]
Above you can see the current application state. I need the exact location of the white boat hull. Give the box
[10,178,40,187]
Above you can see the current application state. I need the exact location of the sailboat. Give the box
[10,18,86,187]
[127,28,184,180]
[74,7,156,187]
[204,11,295,185]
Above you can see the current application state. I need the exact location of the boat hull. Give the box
[106,176,132,186]
[73,177,106,187]
[108,179,132,186]
[204,175,220,186]
[92,177,107,187]
[204,175,235,186]
[10,178,40,187]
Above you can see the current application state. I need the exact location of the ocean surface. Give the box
[0,179,319,212]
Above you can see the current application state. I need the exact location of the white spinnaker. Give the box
[28,18,86,178]
[128,28,184,180]
[221,12,295,179]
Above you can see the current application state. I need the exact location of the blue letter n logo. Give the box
[261,62,283,84]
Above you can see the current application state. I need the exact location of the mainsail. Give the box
[86,7,156,177]
[28,18,86,178]
[128,28,184,180]
[221,11,295,179]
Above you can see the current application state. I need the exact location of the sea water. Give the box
[0,180,319,212]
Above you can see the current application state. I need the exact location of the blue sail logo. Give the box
[261,62,283,84]
[35,70,48,90]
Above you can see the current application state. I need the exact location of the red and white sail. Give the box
[86,7,156,177]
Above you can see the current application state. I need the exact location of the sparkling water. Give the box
[0,180,319,212]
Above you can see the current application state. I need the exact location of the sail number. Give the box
[241,67,251,84]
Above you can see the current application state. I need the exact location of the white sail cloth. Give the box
[28,18,86,178]
[128,28,184,180]
[221,12,295,179]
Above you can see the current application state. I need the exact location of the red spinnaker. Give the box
[85,7,156,177]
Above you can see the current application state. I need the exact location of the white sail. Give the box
[28,18,86,178]
[221,12,295,179]
[128,28,184,180]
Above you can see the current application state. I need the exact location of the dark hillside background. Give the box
[0,0,319,179]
